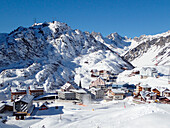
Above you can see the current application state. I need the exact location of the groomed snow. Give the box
[6,98,170,128]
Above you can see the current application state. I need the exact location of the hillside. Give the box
[92,30,170,67]
[0,21,133,99]
[123,31,170,67]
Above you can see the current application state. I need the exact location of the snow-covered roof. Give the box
[15,95,34,104]
[140,84,151,88]
[0,103,5,108]
[152,87,169,92]
[164,91,170,93]
[11,87,27,93]
[29,85,44,90]
[111,89,125,94]
[140,91,156,99]
[61,82,74,90]
[89,87,101,91]
[112,82,128,87]
[58,90,75,94]
[34,93,58,100]
[70,89,87,94]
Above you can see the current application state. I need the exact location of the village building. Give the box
[163,90,170,98]
[58,91,76,100]
[90,69,117,82]
[13,95,34,120]
[29,85,44,97]
[159,97,170,104]
[139,91,157,102]
[39,103,48,110]
[70,89,87,101]
[89,87,104,99]
[107,89,125,100]
[140,67,158,79]
[11,87,27,101]
[89,77,105,89]
[58,82,77,100]
[61,82,76,92]
[134,84,151,95]
[0,101,13,113]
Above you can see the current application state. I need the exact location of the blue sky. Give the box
[0,0,170,37]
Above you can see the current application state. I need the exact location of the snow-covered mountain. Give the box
[0,21,133,99]
[123,31,170,67]
[92,30,170,67]
[91,32,131,55]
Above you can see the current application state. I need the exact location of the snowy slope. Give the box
[0,21,133,99]
[123,31,170,67]
[92,30,170,67]
[6,99,170,128]
[117,65,170,89]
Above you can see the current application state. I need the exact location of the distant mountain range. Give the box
[92,30,170,67]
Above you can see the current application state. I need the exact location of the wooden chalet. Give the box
[0,102,13,113]
[70,89,88,101]
[89,77,105,89]
[134,84,151,96]
[61,82,75,92]
[163,91,170,98]
[58,91,76,100]
[152,88,160,96]
[107,89,125,100]
[11,87,27,101]
[152,87,169,97]
[89,87,104,99]
[135,91,157,102]
[29,85,44,97]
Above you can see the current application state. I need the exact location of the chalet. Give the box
[39,103,48,110]
[29,85,44,97]
[58,91,76,100]
[0,102,13,113]
[61,82,76,92]
[107,89,125,100]
[152,87,169,97]
[140,84,151,92]
[89,88,104,99]
[159,97,170,104]
[152,88,161,97]
[139,91,157,102]
[140,67,158,79]
[13,95,34,120]
[89,77,105,89]
[11,87,27,101]
[134,84,151,95]
[70,89,88,101]
[163,91,170,98]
